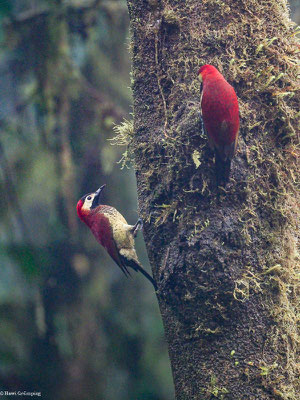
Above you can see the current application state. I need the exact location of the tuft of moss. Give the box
[109,118,134,169]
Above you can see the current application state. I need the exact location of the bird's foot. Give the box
[132,218,143,238]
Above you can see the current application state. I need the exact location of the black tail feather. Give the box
[120,255,157,290]
[119,263,131,278]
[215,152,231,187]
[135,263,157,291]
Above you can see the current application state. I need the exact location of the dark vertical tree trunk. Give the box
[127,0,299,398]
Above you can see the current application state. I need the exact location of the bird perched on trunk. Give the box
[198,64,239,186]
[76,185,157,290]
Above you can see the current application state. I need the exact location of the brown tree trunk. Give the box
[127,0,299,398]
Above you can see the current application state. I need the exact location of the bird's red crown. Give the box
[198,64,222,80]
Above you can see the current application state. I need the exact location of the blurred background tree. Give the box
[0,1,173,399]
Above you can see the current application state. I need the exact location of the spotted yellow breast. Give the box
[100,206,134,250]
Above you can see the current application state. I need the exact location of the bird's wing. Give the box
[108,235,131,278]
[230,128,239,158]
[214,120,239,161]
[95,214,131,277]
[221,126,239,160]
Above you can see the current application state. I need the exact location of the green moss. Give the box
[109,119,134,169]
[204,375,229,399]
[163,7,180,27]
[129,0,299,397]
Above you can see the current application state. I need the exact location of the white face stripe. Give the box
[81,193,95,212]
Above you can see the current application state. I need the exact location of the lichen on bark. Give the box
[126,0,299,398]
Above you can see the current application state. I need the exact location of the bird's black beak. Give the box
[91,184,106,209]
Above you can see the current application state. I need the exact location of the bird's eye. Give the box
[87,196,92,201]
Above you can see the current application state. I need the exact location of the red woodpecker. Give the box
[76,185,157,289]
[198,64,239,186]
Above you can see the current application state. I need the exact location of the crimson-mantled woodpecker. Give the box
[198,64,239,186]
[77,185,157,289]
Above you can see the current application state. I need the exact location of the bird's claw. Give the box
[133,218,143,238]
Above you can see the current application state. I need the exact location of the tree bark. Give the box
[127,0,299,399]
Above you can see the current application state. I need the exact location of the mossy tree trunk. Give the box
[127,0,299,399]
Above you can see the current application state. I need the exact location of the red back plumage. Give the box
[200,65,239,161]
